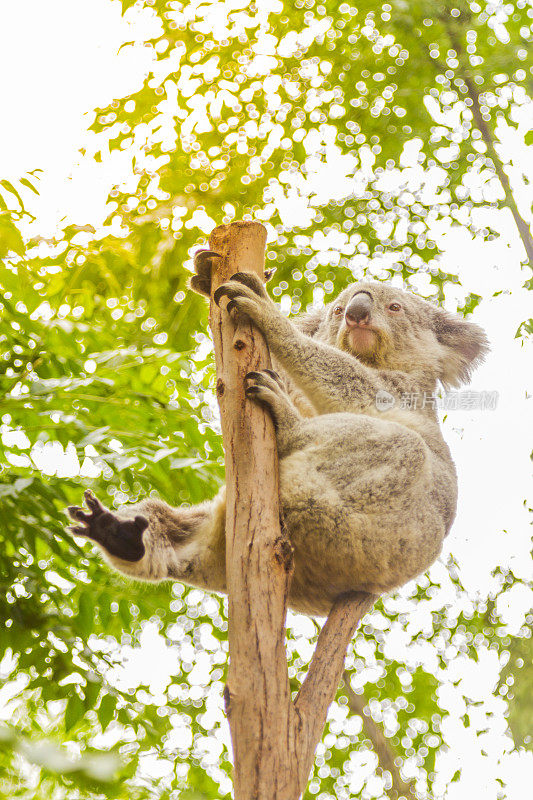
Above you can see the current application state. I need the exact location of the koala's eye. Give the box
[333,306,344,316]
[388,302,402,312]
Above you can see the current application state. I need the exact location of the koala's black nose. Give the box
[345,292,373,327]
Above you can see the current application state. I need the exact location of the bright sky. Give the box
[1,1,532,797]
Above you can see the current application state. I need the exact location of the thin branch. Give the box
[295,592,376,773]
[443,24,533,266]
[462,75,533,266]
[342,670,419,800]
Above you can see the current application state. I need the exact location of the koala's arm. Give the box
[68,490,227,591]
[213,273,382,413]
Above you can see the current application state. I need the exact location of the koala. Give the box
[67,252,488,616]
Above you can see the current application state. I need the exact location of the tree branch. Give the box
[295,593,376,784]
[463,75,533,267]
[342,670,418,800]
[444,24,533,266]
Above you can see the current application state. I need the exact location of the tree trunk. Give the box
[208,220,375,799]
[209,221,297,797]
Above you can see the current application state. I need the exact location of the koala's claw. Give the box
[190,249,223,297]
[68,506,91,524]
[192,253,275,299]
[195,249,222,273]
[84,489,105,515]
[213,282,239,307]
[228,272,266,297]
[245,369,289,401]
[246,369,285,390]
[67,491,147,562]
[264,369,284,387]
[213,271,269,307]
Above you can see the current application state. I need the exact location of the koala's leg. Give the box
[244,369,303,456]
[214,273,380,413]
[67,489,227,592]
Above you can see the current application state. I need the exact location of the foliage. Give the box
[1,0,532,797]
[90,0,533,300]
[1,184,230,797]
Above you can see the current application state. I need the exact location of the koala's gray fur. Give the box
[68,264,488,617]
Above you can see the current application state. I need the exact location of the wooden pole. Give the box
[208,220,375,799]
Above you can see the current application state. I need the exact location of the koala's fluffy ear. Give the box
[433,309,489,388]
[295,305,327,337]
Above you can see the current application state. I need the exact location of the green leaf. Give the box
[19,177,39,195]
[0,179,24,210]
[118,598,132,627]
[65,694,85,732]
[78,591,95,636]
[84,680,100,710]
[98,591,112,628]
[97,694,117,731]
[0,213,25,256]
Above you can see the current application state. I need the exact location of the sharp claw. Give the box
[189,275,211,297]
[226,299,238,314]
[195,249,222,261]
[245,371,262,381]
[264,369,282,385]
[68,506,91,522]
[84,490,104,514]
[230,271,253,285]
[213,285,226,306]
[68,525,89,536]
[228,271,265,296]
[194,250,222,277]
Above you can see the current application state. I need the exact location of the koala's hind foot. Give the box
[68,490,147,562]
[245,369,301,454]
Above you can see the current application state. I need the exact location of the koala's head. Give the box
[318,281,488,388]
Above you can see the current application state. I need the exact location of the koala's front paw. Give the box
[245,368,289,404]
[189,249,222,297]
[245,369,287,395]
[245,370,299,435]
[190,252,276,298]
[67,490,147,562]
[213,271,274,326]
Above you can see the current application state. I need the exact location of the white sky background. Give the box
[0,0,532,797]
